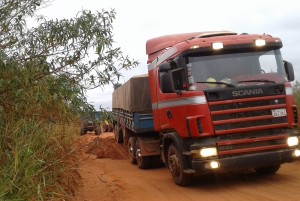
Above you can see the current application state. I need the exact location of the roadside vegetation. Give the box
[293,81,300,107]
[0,0,137,200]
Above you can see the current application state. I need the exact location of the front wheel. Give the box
[80,129,87,136]
[167,144,193,186]
[255,165,281,175]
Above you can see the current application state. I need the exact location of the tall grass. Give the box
[0,56,90,200]
[0,119,81,200]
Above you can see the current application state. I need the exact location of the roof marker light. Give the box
[212,42,223,50]
[255,39,266,47]
[190,45,200,49]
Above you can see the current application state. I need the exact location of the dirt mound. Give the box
[79,132,128,160]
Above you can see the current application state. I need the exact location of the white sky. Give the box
[38,0,300,110]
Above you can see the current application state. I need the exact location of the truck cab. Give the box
[146,31,300,185]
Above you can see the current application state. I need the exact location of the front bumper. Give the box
[86,126,95,131]
[192,148,298,172]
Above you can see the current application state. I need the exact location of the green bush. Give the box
[0,60,82,200]
[293,81,300,108]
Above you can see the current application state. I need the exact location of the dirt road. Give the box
[74,133,300,201]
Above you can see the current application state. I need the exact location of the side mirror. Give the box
[160,72,175,93]
[159,63,171,72]
[284,60,295,82]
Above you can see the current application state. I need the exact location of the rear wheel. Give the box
[114,124,123,143]
[136,139,151,169]
[255,165,281,175]
[128,137,137,164]
[167,144,193,186]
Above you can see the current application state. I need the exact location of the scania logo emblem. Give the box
[232,89,263,97]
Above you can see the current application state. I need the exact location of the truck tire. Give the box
[114,124,123,143]
[116,130,123,143]
[136,140,151,169]
[128,137,137,164]
[167,144,192,186]
[255,165,281,175]
[80,129,87,136]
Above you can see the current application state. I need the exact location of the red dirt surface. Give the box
[86,137,128,160]
[73,132,300,201]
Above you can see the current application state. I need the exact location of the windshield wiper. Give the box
[237,79,276,84]
[196,81,235,88]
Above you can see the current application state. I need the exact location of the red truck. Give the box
[112,31,300,186]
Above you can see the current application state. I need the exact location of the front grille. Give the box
[207,85,289,157]
[209,94,288,135]
[217,133,288,157]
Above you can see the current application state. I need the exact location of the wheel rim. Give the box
[128,142,135,157]
[136,148,141,165]
[168,153,180,177]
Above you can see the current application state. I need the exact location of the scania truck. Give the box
[112,31,300,186]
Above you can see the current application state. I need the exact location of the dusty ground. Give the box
[74,132,300,201]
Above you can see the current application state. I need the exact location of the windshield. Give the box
[186,50,287,90]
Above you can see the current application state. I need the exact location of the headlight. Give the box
[200,147,218,157]
[287,136,299,147]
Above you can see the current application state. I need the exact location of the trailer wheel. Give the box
[136,140,151,169]
[128,137,137,164]
[255,165,281,175]
[114,124,123,143]
[167,144,192,186]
